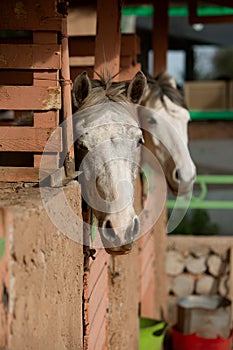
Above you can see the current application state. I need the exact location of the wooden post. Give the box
[94,0,122,81]
[152,0,169,75]
[61,18,75,178]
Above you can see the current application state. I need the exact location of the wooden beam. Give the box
[0,86,61,110]
[60,18,75,178]
[152,0,169,75]
[0,0,63,31]
[188,0,233,24]
[0,44,61,69]
[94,0,122,80]
[0,127,62,152]
[189,121,233,140]
[0,167,39,182]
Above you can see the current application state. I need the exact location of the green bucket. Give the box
[139,317,167,350]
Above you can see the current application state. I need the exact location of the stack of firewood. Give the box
[166,246,230,297]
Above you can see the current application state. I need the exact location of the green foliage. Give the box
[170,209,219,235]
[0,238,5,259]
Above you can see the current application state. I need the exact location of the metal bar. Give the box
[167,175,233,210]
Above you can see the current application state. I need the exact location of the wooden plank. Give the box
[0,127,62,152]
[94,0,122,80]
[121,34,141,56]
[0,167,39,182]
[70,67,94,81]
[0,86,61,110]
[69,34,140,57]
[189,121,233,140]
[0,0,63,31]
[33,111,59,128]
[152,0,169,75]
[118,63,141,81]
[33,154,59,169]
[60,18,75,177]
[0,44,61,69]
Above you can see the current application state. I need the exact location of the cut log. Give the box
[196,275,217,295]
[166,250,185,276]
[186,256,206,275]
[171,274,195,297]
[207,254,223,277]
[219,275,229,297]
[190,245,210,258]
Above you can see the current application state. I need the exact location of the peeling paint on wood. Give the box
[42,87,61,110]
[0,86,61,111]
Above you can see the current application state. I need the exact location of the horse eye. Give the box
[137,137,144,147]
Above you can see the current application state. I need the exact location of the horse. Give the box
[140,72,196,196]
[72,71,146,255]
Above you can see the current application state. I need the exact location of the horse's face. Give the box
[141,94,196,196]
[73,72,146,255]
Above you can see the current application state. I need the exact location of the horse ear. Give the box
[168,76,177,89]
[127,71,147,104]
[72,72,92,108]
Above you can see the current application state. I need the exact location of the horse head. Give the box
[73,71,146,255]
[140,73,196,196]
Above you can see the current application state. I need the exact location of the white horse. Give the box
[140,73,196,196]
[72,71,146,255]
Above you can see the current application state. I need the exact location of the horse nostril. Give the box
[104,220,118,242]
[124,216,140,243]
[175,169,181,182]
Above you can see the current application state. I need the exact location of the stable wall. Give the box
[0,181,83,350]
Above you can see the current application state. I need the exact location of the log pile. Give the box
[166,245,230,297]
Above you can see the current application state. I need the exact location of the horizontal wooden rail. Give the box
[69,34,140,57]
[1,0,63,31]
[0,127,62,152]
[0,167,40,182]
[0,44,61,69]
[0,86,61,110]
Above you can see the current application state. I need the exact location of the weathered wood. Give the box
[118,63,142,81]
[0,167,39,182]
[0,44,61,69]
[0,127,62,152]
[189,121,233,140]
[33,154,59,169]
[196,275,217,295]
[190,245,210,258]
[69,34,140,58]
[186,256,206,275]
[120,34,140,56]
[60,18,75,177]
[0,0,63,31]
[94,0,122,80]
[207,254,223,277]
[172,274,195,297]
[166,250,185,276]
[33,111,59,128]
[0,86,61,110]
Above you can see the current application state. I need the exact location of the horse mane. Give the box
[146,72,188,109]
[78,72,130,110]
